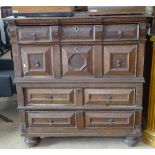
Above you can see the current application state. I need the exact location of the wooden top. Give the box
[4,13,152,26]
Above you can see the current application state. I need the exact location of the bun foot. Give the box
[124,136,139,147]
[24,137,41,147]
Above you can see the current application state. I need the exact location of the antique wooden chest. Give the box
[5,14,148,146]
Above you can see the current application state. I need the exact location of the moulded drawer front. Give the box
[25,88,75,105]
[103,44,137,77]
[21,45,53,76]
[60,25,102,41]
[103,24,139,40]
[61,45,95,77]
[27,111,75,127]
[17,26,58,42]
[85,111,135,127]
[84,88,136,105]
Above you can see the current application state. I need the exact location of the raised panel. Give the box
[60,25,102,41]
[27,111,75,127]
[103,24,139,40]
[84,88,135,105]
[85,111,135,127]
[103,44,137,76]
[25,88,75,105]
[21,46,53,76]
[17,26,59,42]
[61,45,94,77]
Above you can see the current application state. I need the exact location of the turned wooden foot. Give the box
[124,136,139,147]
[24,137,41,147]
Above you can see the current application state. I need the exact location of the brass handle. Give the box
[48,119,55,125]
[118,30,123,38]
[33,59,40,67]
[107,118,115,125]
[74,26,79,32]
[32,33,37,40]
[116,59,122,68]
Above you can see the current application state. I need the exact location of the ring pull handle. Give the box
[116,59,122,68]
[74,26,80,33]
[32,33,37,40]
[33,59,40,67]
[118,30,123,38]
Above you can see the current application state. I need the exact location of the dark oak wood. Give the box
[4,14,148,147]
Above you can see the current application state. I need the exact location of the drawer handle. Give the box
[116,59,122,68]
[33,59,41,67]
[48,119,55,125]
[32,33,37,40]
[106,96,112,104]
[107,118,115,125]
[74,47,79,52]
[118,30,123,38]
[74,26,80,33]
[48,94,53,100]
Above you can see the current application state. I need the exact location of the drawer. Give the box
[84,88,135,105]
[61,45,102,77]
[85,111,135,127]
[17,26,58,42]
[103,44,137,77]
[60,25,102,41]
[103,24,139,41]
[21,45,53,76]
[25,88,75,105]
[27,111,75,127]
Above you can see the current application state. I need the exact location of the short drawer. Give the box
[103,44,137,77]
[25,88,75,105]
[85,111,135,127]
[103,24,139,41]
[21,45,53,76]
[17,26,58,42]
[27,111,75,127]
[84,88,136,105]
[60,25,102,41]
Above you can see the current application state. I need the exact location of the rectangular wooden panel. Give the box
[27,111,75,127]
[21,45,53,76]
[17,26,52,42]
[103,24,139,41]
[85,111,135,127]
[61,45,102,77]
[60,25,102,41]
[25,88,75,105]
[103,44,137,77]
[84,88,135,105]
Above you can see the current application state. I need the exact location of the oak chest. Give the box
[5,15,148,146]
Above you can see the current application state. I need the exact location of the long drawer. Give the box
[24,87,139,106]
[26,110,140,129]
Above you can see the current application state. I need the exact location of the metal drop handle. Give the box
[33,59,40,67]
[32,33,37,40]
[48,119,55,125]
[116,59,122,68]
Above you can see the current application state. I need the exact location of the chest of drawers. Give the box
[5,15,148,147]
